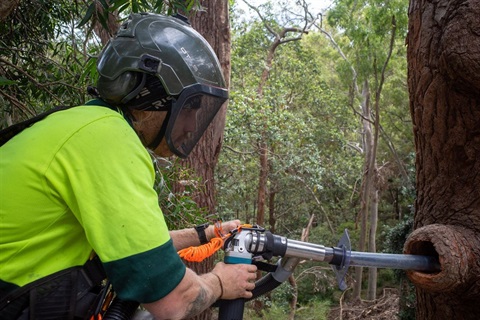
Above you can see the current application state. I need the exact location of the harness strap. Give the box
[147,109,171,150]
[0,257,107,320]
[0,99,126,148]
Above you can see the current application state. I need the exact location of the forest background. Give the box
[0,0,418,319]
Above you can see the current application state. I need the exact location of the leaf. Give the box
[117,3,131,14]
[98,11,109,31]
[111,0,129,12]
[79,57,99,84]
[98,0,109,10]
[77,2,95,28]
[153,0,164,12]
[186,0,195,10]
[139,0,153,11]
[0,77,16,86]
[131,0,139,13]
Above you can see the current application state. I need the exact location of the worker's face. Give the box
[169,108,198,148]
[130,110,173,157]
[130,108,198,157]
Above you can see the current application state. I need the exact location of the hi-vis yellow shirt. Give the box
[0,101,186,303]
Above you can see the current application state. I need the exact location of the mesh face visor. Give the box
[165,84,228,158]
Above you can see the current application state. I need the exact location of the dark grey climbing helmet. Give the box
[96,13,228,158]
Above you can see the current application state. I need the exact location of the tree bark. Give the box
[183,0,231,211]
[92,2,119,45]
[406,0,480,318]
[367,189,378,300]
[405,225,480,318]
[179,2,231,320]
[268,188,276,233]
[0,0,19,21]
[256,141,268,227]
[353,80,375,300]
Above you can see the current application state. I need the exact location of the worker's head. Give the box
[96,13,228,158]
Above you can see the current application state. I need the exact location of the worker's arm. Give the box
[169,220,240,250]
[143,261,256,320]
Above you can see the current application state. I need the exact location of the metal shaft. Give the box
[284,239,328,262]
[245,230,441,273]
[348,251,441,272]
[279,238,441,272]
[284,241,440,271]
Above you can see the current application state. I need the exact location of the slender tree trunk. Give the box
[367,189,378,300]
[247,8,312,313]
[353,80,373,300]
[256,140,268,226]
[287,275,298,320]
[268,189,276,233]
[288,214,315,320]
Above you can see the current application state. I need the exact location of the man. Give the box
[0,13,257,319]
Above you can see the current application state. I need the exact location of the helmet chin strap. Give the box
[147,110,171,151]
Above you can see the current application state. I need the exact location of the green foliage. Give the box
[244,295,331,320]
[0,0,196,127]
[398,284,416,320]
[0,0,95,124]
[152,156,209,229]
[324,0,415,269]
[295,299,331,320]
[77,0,199,31]
[327,0,408,83]
[2,0,417,314]
[222,0,414,314]
[224,0,415,246]
[382,215,414,255]
[219,17,364,235]
[382,214,416,319]
[295,264,338,304]
[377,268,396,288]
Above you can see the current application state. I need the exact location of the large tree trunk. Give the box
[179,2,231,320]
[0,0,19,21]
[405,0,480,318]
[184,0,231,211]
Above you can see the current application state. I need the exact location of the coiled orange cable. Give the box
[178,237,224,262]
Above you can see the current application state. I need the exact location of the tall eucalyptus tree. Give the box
[325,0,408,299]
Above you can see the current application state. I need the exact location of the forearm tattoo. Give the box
[184,286,216,318]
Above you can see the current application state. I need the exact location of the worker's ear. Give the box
[96,72,146,105]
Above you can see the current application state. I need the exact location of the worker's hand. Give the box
[211,262,257,300]
[219,219,241,235]
[208,219,241,239]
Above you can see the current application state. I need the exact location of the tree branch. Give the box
[0,89,35,118]
[0,57,65,104]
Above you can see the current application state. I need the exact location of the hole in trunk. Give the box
[408,241,440,274]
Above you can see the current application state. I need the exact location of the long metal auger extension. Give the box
[218,226,441,320]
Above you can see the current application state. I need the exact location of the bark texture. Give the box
[407,0,480,318]
[180,0,231,212]
[405,225,480,298]
[0,0,19,21]
[179,2,231,320]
